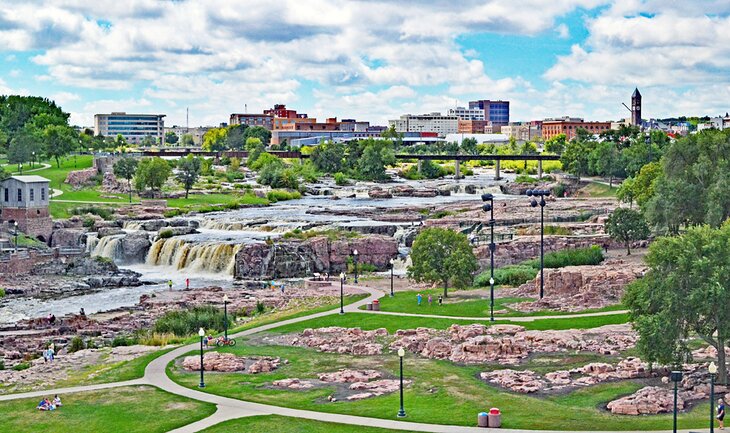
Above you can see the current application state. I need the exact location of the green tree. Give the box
[381,125,403,147]
[604,207,649,255]
[624,224,730,383]
[589,141,622,187]
[180,133,195,147]
[176,155,202,199]
[7,131,34,172]
[461,137,478,155]
[43,124,76,168]
[245,137,266,167]
[225,124,248,149]
[632,161,662,208]
[243,126,271,145]
[165,131,179,145]
[140,135,157,147]
[560,138,592,179]
[134,157,172,193]
[544,133,566,155]
[202,127,228,151]
[407,228,478,298]
[616,177,635,208]
[113,157,139,203]
[114,134,128,147]
[357,142,395,181]
[310,142,344,173]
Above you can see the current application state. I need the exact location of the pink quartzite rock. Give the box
[318,369,382,383]
[607,386,682,415]
[272,378,314,389]
[182,352,246,372]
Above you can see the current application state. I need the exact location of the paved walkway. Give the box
[0,285,705,433]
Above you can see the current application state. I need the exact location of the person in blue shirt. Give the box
[718,398,725,430]
[417,293,422,306]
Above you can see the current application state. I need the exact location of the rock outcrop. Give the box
[65,168,98,187]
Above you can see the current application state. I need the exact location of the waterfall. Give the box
[123,221,143,231]
[92,234,124,260]
[146,238,242,275]
[86,233,99,253]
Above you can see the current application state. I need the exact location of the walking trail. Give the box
[0,285,699,433]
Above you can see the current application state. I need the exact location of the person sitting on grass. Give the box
[53,395,62,408]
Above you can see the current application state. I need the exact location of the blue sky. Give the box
[0,0,729,127]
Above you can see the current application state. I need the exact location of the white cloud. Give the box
[555,23,570,39]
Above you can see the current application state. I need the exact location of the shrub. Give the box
[94,256,113,265]
[153,305,226,337]
[266,189,301,202]
[255,301,266,315]
[552,182,567,197]
[12,362,30,371]
[68,336,85,353]
[334,172,348,185]
[475,265,538,287]
[0,359,4,370]
[136,331,185,346]
[111,335,138,347]
[522,245,604,269]
[543,225,571,236]
[225,171,246,182]
[71,206,113,220]
[0,288,5,298]
[431,210,454,219]
[159,229,174,239]
[164,209,184,218]
[83,217,96,229]
[514,174,538,184]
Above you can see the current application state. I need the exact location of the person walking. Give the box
[168,280,173,290]
[428,294,433,306]
[185,278,190,289]
[718,398,726,430]
[417,293,422,306]
[438,295,443,306]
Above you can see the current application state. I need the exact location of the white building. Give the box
[94,112,166,145]
[164,126,212,146]
[447,107,485,120]
[444,133,509,145]
[389,113,459,137]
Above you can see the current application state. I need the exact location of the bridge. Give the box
[138,149,559,179]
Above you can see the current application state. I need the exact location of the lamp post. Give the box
[526,189,549,299]
[352,249,359,284]
[223,294,229,341]
[339,272,345,315]
[19,163,22,175]
[481,193,496,321]
[710,362,718,433]
[14,221,18,253]
[198,327,206,388]
[670,370,683,433]
[389,258,395,297]
[397,347,406,418]
[31,151,35,169]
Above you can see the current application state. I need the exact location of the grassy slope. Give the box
[201,415,410,433]
[170,343,707,431]
[0,386,215,433]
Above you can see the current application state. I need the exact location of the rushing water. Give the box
[1,170,515,322]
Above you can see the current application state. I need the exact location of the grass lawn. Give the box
[200,415,411,432]
[56,347,175,388]
[578,181,618,198]
[0,385,215,433]
[370,287,625,318]
[169,343,708,431]
[269,311,629,334]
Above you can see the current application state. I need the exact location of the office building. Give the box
[448,107,485,120]
[501,121,542,141]
[468,100,510,127]
[542,117,611,141]
[388,113,459,136]
[94,113,166,145]
[457,120,493,134]
[229,113,274,130]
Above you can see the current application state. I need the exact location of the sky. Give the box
[0,0,729,128]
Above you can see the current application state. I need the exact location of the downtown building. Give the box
[469,100,509,130]
[389,113,459,136]
[94,113,166,145]
[542,117,611,140]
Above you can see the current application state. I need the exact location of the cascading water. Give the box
[86,233,99,253]
[146,237,243,275]
[123,221,143,231]
[92,234,124,260]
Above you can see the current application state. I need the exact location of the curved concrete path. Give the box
[0,285,703,433]
[359,308,629,322]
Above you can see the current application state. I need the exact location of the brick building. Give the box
[542,117,611,141]
[0,175,53,242]
[457,120,493,134]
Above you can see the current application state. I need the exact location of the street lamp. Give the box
[710,362,718,433]
[481,193,496,321]
[31,151,35,168]
[526,189,550,299]
[352,249,359,284]
[339,272,345,315]
[389,258,395,297]
[223,294,229,341]
[198,327,206,388]
[397,347,406,418]
[670,370,683,433]
[13,221,18,253]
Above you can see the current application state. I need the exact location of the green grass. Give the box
[269,311,629,334]
[56,348,174,388]
[169,343,707,431]
[368,287,625,318]
[579,181,619,198]
[0,385,215,433]
[200,415,409,433]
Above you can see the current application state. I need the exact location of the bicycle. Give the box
[215,337,236,347]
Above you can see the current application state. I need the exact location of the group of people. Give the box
[416,293,443,306]
[43,343,55,362]
[36,395,62,411]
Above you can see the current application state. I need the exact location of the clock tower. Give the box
[631,88,642,126]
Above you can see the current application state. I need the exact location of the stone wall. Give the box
[64,167,98,187]
[1,207,53,242]
[474,235,611,268]
[0,248,83,275]
[234,235,398,279]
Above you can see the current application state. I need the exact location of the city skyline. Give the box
[0,1,729,127]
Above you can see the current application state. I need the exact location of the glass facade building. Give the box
[94,112,166,145]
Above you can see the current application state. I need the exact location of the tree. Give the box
[632,162,662,208]
[175,155,202,199]
[245,137,265,167]
[461,137,478,155]
[165,131,179,145]
[225,124,248,149]
[7,131,33,172]
[310,142,344,173]
[357,142,395,181]
[181,133,195,147]
[202,127,228,151]
[624,224,730,383]
[243,126,271,145]
[407,228,478,298]
[616,177,635,208]
[604,208,649,255]
[140,135,157,147]
[43,124,76,168]
[113,157,139,203]
[589,140,622,187]
[560,138,592,179]
[134,157,172,193]
[545,133,566,155]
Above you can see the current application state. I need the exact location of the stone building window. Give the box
[3,188,7,202]
[30,188,35,202]
[41,188,46,201]
[17,188,22,202]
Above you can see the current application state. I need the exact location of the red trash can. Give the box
[372,300,380,311]
[488,408,501,428]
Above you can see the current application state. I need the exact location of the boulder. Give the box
[182,352,246,372]
[368,188,393,199]
[272,378,314,389]
[65,168,97,187]
[50,228,87,248]
[319,369,382,383]
[607,386,682,415]
[119,232,152,264]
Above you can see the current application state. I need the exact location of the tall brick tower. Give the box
[631,88,642,126]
